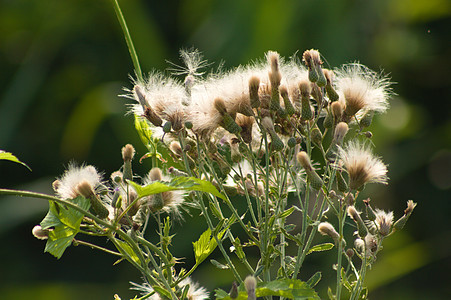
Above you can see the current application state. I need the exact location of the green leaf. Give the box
[210,259,229,269]
[134,114,154,147]
[307,243,334,255]
[341,268,353,292]
[45,227,78,259]
[306,271,322,288]
[40,197,91,259]
[114,239,140,265]
[279,206,296,219]
[192,228,226,265]
[215,279,320,300]
[152,286,172,299]
[129,176,226,201]
[0,150,31,171]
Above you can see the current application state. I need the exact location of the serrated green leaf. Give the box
[214,288,230,299]
[129,176,226,201]
[45,226,78,259]
[258,279,320,299]
[192,228,226,265]
[306,271,322,288]
[134,114,154,146]
[40,197,91,259]
[210,259,229,269]
[307,243,334,255]
[215,279,320,300]
[0,150,31,171]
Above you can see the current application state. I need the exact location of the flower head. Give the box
[130,277,209,300]
[374,209,394,236]
[335,63,392,120]
[338,140,388,190]
[54,163,102,199]
[140,168,185,215]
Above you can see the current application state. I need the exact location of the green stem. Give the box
[336,204,345,300]
[111,0,143,82]
[73,238,122,256]
[0,189,111,227]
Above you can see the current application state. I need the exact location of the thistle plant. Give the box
[0,2,417,300]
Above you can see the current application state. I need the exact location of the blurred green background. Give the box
[0,0,450,299]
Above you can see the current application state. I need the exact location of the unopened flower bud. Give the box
[76,180,109,219]
[318,222,340,243]
[311,127,323,149]
[163,121,172,133]
[262,117,284,151]
[347,206,368,238]
[143,106,163,127]
[311,84,323,107]
[235,114,254,144]
[393,200,417,231]
[111,171,123,183]
[184,121,193,130]
[280,85,295,116]
[148,167,163,181]
[346,248,354,258]
[122,144,135,181]
[363,198,377,221]
[52,180,61,192]
[299,81,314,120]
[297,151,323,190]
[229,281,238,299]
[32,225,50,240]
[133,85,147,108]
[215,98,242,134]
[331,101,343,124]
[244,275,257,300]
[324,69,339,102]
[287,137,297,148]
[326,122,349,162]
[334,122,349,144]
[249,76,261,108]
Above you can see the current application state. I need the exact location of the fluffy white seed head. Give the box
[375,209,394,236]
[142,168,185,215]
[338,141,388,190]
[335,63,392,118]
[55,164,102,199]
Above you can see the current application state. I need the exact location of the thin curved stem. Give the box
[111,0,143,82]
